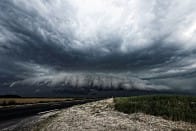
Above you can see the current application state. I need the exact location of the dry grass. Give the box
[0,98,72,106]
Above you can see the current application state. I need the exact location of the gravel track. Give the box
[40,98,196,131]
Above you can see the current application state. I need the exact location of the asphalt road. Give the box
[0,114,40,130]
[0,99,98,130]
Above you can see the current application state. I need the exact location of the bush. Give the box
[2,100,7,106]
[7,100,16,105]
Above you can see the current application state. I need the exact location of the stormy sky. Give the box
[0,0,196,96]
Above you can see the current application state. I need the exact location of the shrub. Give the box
[7,100,16,105]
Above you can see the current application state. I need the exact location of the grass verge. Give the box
[114,95,196,123]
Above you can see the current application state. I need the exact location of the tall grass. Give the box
[114,95,196,123]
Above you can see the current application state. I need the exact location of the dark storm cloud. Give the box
[0,0,196,96]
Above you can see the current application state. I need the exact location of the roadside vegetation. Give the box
[114,95,196,123]
[0,98,71,106]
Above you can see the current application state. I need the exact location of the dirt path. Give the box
[39,98,196,131]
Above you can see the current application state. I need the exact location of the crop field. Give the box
[114,95,196,123]
[0,98,72,106]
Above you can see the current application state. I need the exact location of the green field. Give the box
[114,95,196,123]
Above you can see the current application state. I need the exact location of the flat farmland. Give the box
[0,98,73,107]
